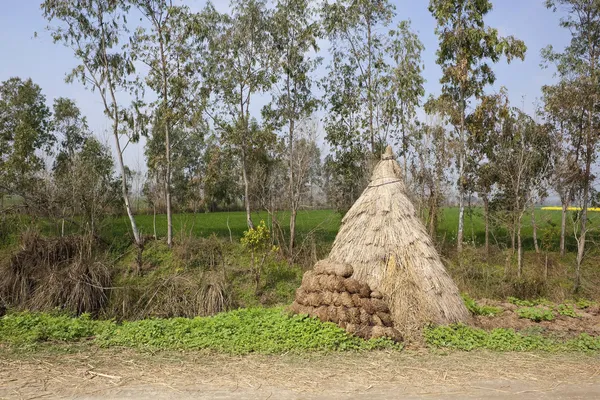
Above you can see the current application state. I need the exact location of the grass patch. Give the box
[0,312,110,346]
[0,309,400,354]
[515,307,555,322]
[575,299,596,309]
[424,324,600,352]
[557,304,580,318]
[461,294,502,316]
[507,297,553,307]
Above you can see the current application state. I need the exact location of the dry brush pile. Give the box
[0,232,111,315]
[290,260,401,341]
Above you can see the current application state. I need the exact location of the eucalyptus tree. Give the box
[42,0,145,247]
[51,97,91,234]
[322,1,425,212]
[321,0,395,156]
[409,119,451,238]
[52,97,90,175]
[542,80,585,256]
[206,0,275,229]
[493,109,553,276]
[386,20,425,178]
[428,0,526,254]
[465,90,510,256]
[544,0,600,291]
[264,0,321,257]
[130,0,202,247]
[53,136,119,237]
[0,77,53,204]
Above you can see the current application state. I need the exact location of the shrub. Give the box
[575,299,595,309]
[241,221,278,295]
[174,233,227,271]
[507,297,552,307]
[516,307,555,322]
[461,294,501,316]
[557,304,579,318]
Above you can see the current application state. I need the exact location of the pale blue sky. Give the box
[0,0,570,169]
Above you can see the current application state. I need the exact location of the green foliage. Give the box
[461,293,501,316]
[557,304,579,318]
[241,220,272,251]
[508,297,535,307]
[0,312,108,345]
[429,0,527,101]
[0,309,400,354]
[516,307,555,322]
[0,77,53,195]
[425,324,600,352]
[575,299,595,309]
[507,297,552,307]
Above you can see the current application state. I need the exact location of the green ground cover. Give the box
[3,309,600,354]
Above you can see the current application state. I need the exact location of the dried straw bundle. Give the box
[328,146,470,335]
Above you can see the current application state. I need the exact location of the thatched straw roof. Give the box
[327,146,470,335]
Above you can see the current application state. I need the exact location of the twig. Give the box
[87,371,122,380]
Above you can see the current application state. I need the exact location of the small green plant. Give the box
[461,294,501,316]
[424,324,600,352]
[241,220,277,294]
[508,296,534,307]
[516,307,555,322]
[575,299,595,309]
[507,297,552,307]
[557,304,579,318]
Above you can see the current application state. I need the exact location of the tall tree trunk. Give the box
[100,16,141,248]
[560,199,568,257]
[483,195,490,259]
[531,206,540,254]
[510,218,516,255]
[457,92,466,254]
[367,15,374,154]
[288,104,296,261]
[153,203,157,240]
[239,86,253,230]
[575,131,593,293]
[517,212,523,278]
[428,191,438,239]
[468,194,475,245]
[402,126,408,179]
[159,28,173,248]
[241,147,253,229]
[114,127,141,246]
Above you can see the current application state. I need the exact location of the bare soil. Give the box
[473,301,600,336]
[2,347,600,399]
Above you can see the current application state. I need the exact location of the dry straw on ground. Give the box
[0,232,110,315]
[291,146,470,339]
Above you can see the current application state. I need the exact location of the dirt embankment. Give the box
[473,300,600,336]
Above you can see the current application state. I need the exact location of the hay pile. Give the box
[290,260,401,341]
[291,146,470,340]
[0,233,111,315]
[325,146,470,337]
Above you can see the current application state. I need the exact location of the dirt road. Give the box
[2,348,600,399]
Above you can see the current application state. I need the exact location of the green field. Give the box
[100,207,593,253]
